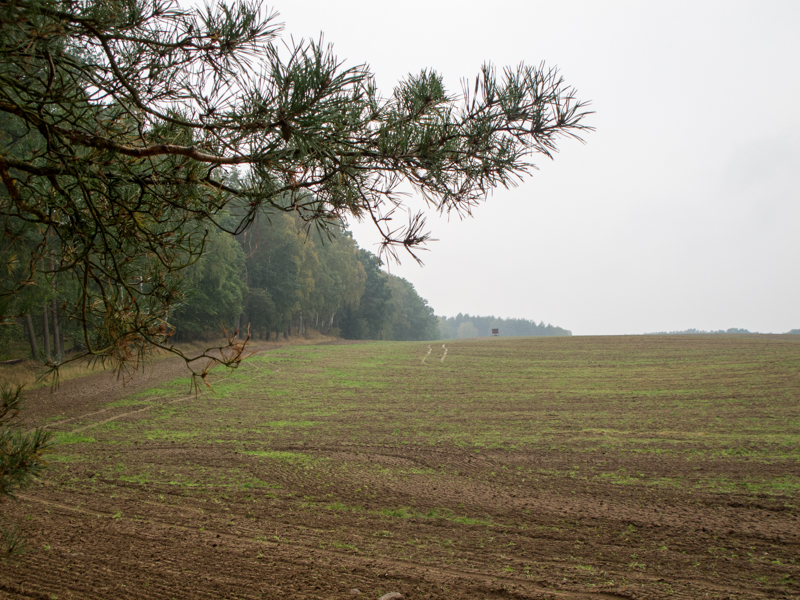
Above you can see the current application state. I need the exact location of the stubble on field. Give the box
[3,335,799,600]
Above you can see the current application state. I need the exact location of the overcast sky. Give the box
[274,1,799,335]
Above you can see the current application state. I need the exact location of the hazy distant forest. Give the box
[647,328,800,335]
[439,314,570,339]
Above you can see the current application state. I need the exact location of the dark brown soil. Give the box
[2,336,798,600]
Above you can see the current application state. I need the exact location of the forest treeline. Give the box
[173,211,441,343]
[646,328,800,335]
[2,211,442,361]
[2,200,579,361]
[438,314,571,339]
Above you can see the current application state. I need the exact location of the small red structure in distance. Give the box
[491,329,499,336]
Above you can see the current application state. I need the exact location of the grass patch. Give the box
[52,432,96,445]
[242,450,319,464]
[144,430,198,442]
[241,477,278,489]
[47,454,85,463]
[119,472,152,484]
[263,420,317,428]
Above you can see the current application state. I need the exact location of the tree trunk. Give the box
[42,303,51,362]
[24,313,38,359]
[51,298,63,361]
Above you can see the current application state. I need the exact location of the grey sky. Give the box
[276,1,800,335]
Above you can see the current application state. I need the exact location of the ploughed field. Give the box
[3,335,800,600]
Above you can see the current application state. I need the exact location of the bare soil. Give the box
[1,336,798,600]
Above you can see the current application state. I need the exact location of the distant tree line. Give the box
[644,328,756,335]
[437,314,571,340]
[646,328,799,335]
[645,328,755,335]
[9,197,598,359]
